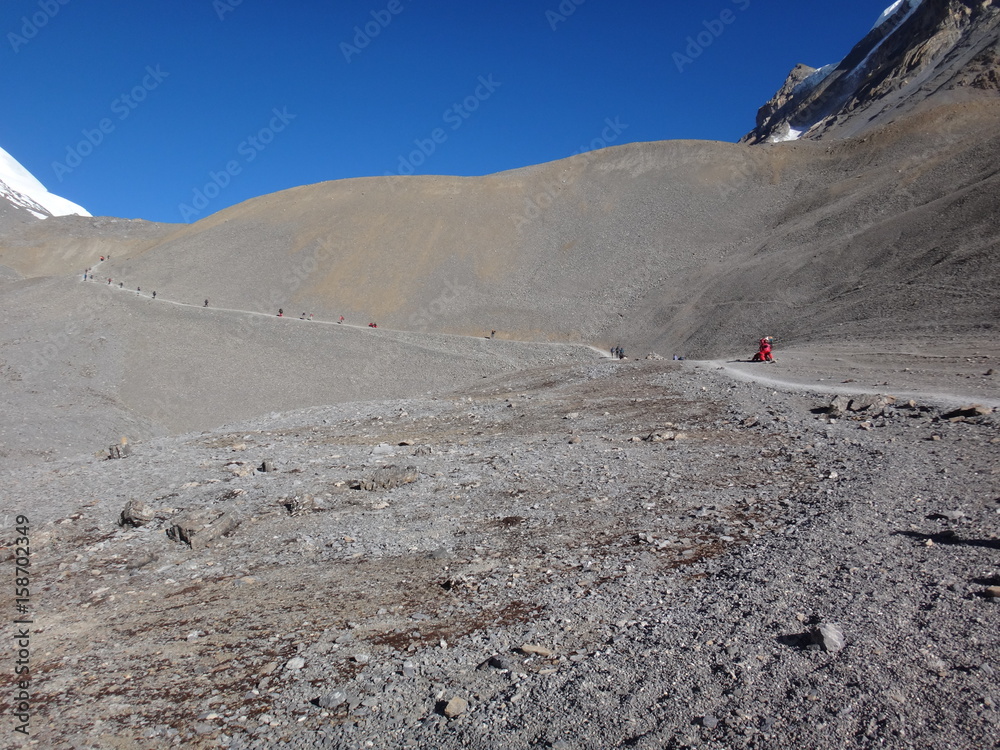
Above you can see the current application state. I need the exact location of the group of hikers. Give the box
[82,259,779,362]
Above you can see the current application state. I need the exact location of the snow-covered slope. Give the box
[0,145,90,218]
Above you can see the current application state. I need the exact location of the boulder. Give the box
[351,465,420,491]
[168,507,240,549]
[119,499,156,527]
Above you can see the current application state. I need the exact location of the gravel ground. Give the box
[3,356,997,749]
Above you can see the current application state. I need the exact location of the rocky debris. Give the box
[259,459,276,472]
[8,358,999,750]
[282,493,317,515]
[941,404,993,421]
[351,464,419,491]
[315,689,348,708]
[225,461,254,477]
[118,498,156,527]
[167,506,239,549]
[107,437,132,459]
[643,429,688,442]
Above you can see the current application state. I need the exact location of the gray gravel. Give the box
[5,357,997,749]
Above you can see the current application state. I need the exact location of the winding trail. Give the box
[82,259,997,409]
[697,358,1000,410]
[84,258,614,359]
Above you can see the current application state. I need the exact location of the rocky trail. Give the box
[3,354,997,749]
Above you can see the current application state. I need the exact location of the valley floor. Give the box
[2,355,998,749]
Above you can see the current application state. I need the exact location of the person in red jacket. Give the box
[752,336,774,362]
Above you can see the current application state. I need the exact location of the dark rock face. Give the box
[743,0,1000,143]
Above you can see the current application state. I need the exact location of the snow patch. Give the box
[792,63,836,96]
[871,0,922,32]
[0,145,90,218]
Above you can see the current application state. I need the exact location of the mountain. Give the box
[743,0,1000,143]
[0,144,90,223]
[0,0,997,467]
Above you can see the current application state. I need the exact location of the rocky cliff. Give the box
[743,0,1000,143]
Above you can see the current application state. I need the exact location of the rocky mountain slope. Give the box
[743,0,1000,143]
[0,3,999,749]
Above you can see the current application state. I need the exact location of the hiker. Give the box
[338,316,344,324]
[137,286,141,294]
[751,336,774,362]
[490,330,496,339]
[204,299,209,307]
[99,256,104,262]
[119,282,123,288]
[278,309,283,317]
[152,291,156,299]
[300,312,306,319]
[107,278,112,284]
[309,313,314,320]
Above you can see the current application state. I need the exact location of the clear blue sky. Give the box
[2,0,894,224]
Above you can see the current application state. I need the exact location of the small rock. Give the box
[285,657,305,671]
[518,643,554,657]
[317,690,347,708]
[984,586,1000,599]
[119,499,156,527]
[702,714,719,729]
[351,465,420,491]
[443,697,468,718]
[812,623,845,653]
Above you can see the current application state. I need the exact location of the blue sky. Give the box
[2,0,895,224]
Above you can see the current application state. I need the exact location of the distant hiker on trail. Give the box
[204,299,209,307]
[300,312,306,319]
[119,282,123,288]
[490,330,496,339]
[309,313,314,320]
[338,316,344,324]
[137,287,141,294]
[152,291,156,299]
[751,336,774,362]
[278,309,283,317]
[108,278,112,284]
[99,256,104,262]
